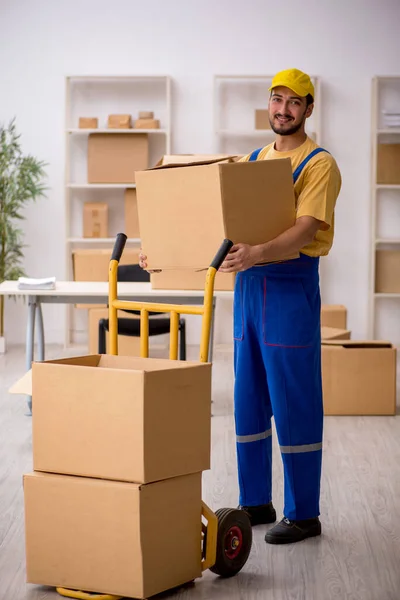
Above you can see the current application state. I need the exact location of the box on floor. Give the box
[136,156,297,270]
[321,326,351,341]
[322,340,396,415]
[12,354,211,483]
[321,304,347,329]
[88,133,148,183]
[24,471,202,600]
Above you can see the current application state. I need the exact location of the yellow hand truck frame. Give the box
[57,234,252,600]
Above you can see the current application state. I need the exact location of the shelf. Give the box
[374,293,400,298]
[67,237,141,244]
[375,238,400,244]
[375,184,400,190]
[377,129,400,134]
[67,128,167,135]
[67,184,136,189]
[68,75,170,82]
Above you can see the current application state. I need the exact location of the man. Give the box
[140,67,341,545]
[218,68,341,544]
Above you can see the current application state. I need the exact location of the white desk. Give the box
[0,281,233,413]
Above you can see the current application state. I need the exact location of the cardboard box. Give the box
[134,118,160,129]
[375,250,400,293]
[151,270,236,291]
[73,248,140,309]
[88,134,148,184]
[136,157,297,270]
[73,248,140,282]
[255,109,271,130]
[83,202,108,238]
[139,111,154,119]
[156,154,236,166]
[19,354,211,482]
[124,188,140,238]
[321,326,351,341]
[88,308,141,355]
[321,304,347,329]
[377,144,400,184]
[107,114,132,128]
[322,340,396,415]
[79,117,98,129]
[24,471,202,599]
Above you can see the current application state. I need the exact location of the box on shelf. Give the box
[83,202,108,238]
[134,119,160,129]
[321,326,351,341]
[377,144,400,184]
[151,270,236,291]
[24,471,202,600]
[14,354,211,483]
[72,247,140,308]
[88,308,141,356]
[375,250,400,293]
[124,189,140,239]
[139,111,154,119]
[107,114,132,129]
[136,156,297,270]
[255,109,271,130]
[322,340,396,415]
[321,305,347,329]
[88,133,148,184]
[79,117,98,129]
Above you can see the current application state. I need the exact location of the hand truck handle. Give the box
[210,239,234,271]
[111,233,127,263]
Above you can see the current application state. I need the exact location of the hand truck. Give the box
[57,233,252,600]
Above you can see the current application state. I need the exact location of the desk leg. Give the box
[36,302,45,361]
[26,296,36,415]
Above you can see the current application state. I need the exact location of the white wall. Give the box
[1,0,400,346]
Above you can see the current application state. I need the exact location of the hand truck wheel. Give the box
[209,508,252,578]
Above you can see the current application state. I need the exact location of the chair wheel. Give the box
[209,508,252,578]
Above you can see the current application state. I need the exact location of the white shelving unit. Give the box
[369,76,400,342]
[213,74,321,155]
[65,75,171,345]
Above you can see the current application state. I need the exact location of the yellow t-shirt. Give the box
[240,136,342,257]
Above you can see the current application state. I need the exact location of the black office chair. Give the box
[98,264,187,360]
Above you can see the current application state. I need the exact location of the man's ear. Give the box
[306,103,314,118]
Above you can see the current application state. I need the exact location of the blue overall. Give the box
[234,147,326,521]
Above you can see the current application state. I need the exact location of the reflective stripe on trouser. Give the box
[233,253,323,521]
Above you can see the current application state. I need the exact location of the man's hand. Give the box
[139,251,162,273]
[219,243,260,273]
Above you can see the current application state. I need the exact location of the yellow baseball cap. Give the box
[269,68,315,100]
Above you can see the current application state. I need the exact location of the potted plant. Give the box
[0,119,47,352]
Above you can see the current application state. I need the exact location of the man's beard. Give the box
[269,108,307,136]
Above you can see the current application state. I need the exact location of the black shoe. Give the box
[238,502,277,526]
[265,517,321,544]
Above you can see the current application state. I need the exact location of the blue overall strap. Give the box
[249,147,263,162]
[292,147,329,184]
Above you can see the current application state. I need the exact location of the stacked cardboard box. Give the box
[320,304,397,415]
[18,354,212,598]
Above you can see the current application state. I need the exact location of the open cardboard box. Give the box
[11,354,211,483]
[322,340,396,415]
[24,471,202,599]
[136,156,298,270]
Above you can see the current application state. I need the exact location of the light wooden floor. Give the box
[1,344,400,600]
